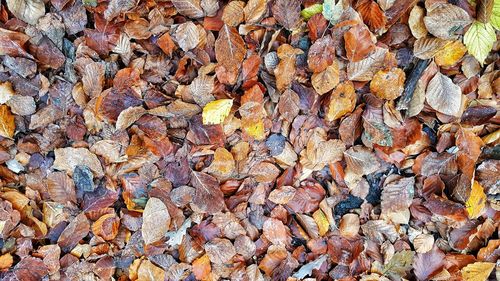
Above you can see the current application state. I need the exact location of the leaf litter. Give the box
[0,0,499,280]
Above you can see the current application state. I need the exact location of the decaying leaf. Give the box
[142,197,171,244]
[6,0,45,24]
[466,181,487,219]
[0,105,15,139]
[425,72,463,117]
[423,3,472,39]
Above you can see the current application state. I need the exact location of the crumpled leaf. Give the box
[463,21,496,65]
[190,171,225,214]
[300,128,346,172]
[202,99,233,125]
[381,175,415,224]
[272,0,301,30]
[6,0,45,24]
[244,0,267,23]
[53,147,104,177]
[326,81,356,121]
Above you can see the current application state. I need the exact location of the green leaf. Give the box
[463,21,496,64]
[383,250,415,279]
[301,4,323,20]
[322,0,343,24]
[491,0,500,30]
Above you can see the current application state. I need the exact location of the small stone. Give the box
[73,165,94,193]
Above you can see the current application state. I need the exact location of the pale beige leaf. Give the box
[205,238,236,264]
[381,176,415,225]
[408,5,427,39]
[7,95,36,116]
[174,22,200,52]
[201,0,219,17]
[423,3,472,39]
[6,0,45,24]
[142,197,171,245]
[172,0,205,18]
[347,47,388,81]
[0,81,14,104]
[115,106,146,131]
[189,74,215,107]
[413,37,448,59]
[425,72,463,116]
[53,147,104,177]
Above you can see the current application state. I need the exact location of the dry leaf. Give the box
[222,1,245,26]
[423,3,472,39]
[0,105,15,139]
[6,0,45,24]
[215,24,246,84]
[326,81,356,121]
[202,99,233,125]
[370,68,405,100]
[307,35,336,73]
[244,0,267,23]
[115,106,146,131]
[465,181,487,219]
[381,175,415,224]
[206,147,235,179]
[174,21,200,52]
[142,197,171,244]
[272,0,301,30]
[408,5,427,39]
[312,60,339,95]
[171,0,205,18]
[344,24,376,62]
[53,147,104,177]
[0,82,14,104]
[356,0,387,30]
[205,238,236,264]
[460,262,495,281]
[434,40,467,67]
[347,47,388,81]
[426,72,463,116]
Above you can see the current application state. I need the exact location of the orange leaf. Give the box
[356,0,387,31]
[0,105,15,139]
[344,24,375,62]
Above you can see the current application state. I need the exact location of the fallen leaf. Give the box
[6,0,45,24]
[425,72,463,116]
[423,3,472,39]
[202,99,233,125]
[312,61,339,95]
[463,21,496,64]
[215,24,246,84]
[465,181,487,219]
[271,0,301,30]
[0,105,15,139]
[326,81,356,121]
[356,0,387,30]
[142,197,171,244]
[434,40,467,67]
[344,24,376,62]
[171,0,205,18]
[370,68,405,100]
[460,262,495,281]
[244,0,267,23]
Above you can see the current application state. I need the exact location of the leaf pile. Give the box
[0,0,499,280]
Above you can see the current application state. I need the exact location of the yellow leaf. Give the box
[242,119,265,141]
[461,262,495,281]
[466,181,487,219]
[434,40,467,67]
[312,209,329,236]
[202,99,233,125]
[0,105,15,138]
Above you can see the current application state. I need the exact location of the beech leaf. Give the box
[425,72,463,116]
[463,21,496,64]
[202,99,233,125]
[6,0,45,24]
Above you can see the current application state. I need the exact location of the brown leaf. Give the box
[275,44,303,91]
[370,68,405,100]
[205,238,236,264]
[191,171,225,214]
[307,35,336,73]
[53,147,104,177]
[91,213,120,241]
[222,1,245,26]
[263,218,290,246]
[277,89,300,122]
[47,172,76,204]
[215,24,246,85]
[380,175,415,224]
[344,145,381,176]
[6,0,45,24]
[347,46,388,81]
[57,213,90,252]
[271,0,301,30]
[413,245,446,281]
[326,81,356,121]
[244,0,267,24]
[206,147,236,179]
